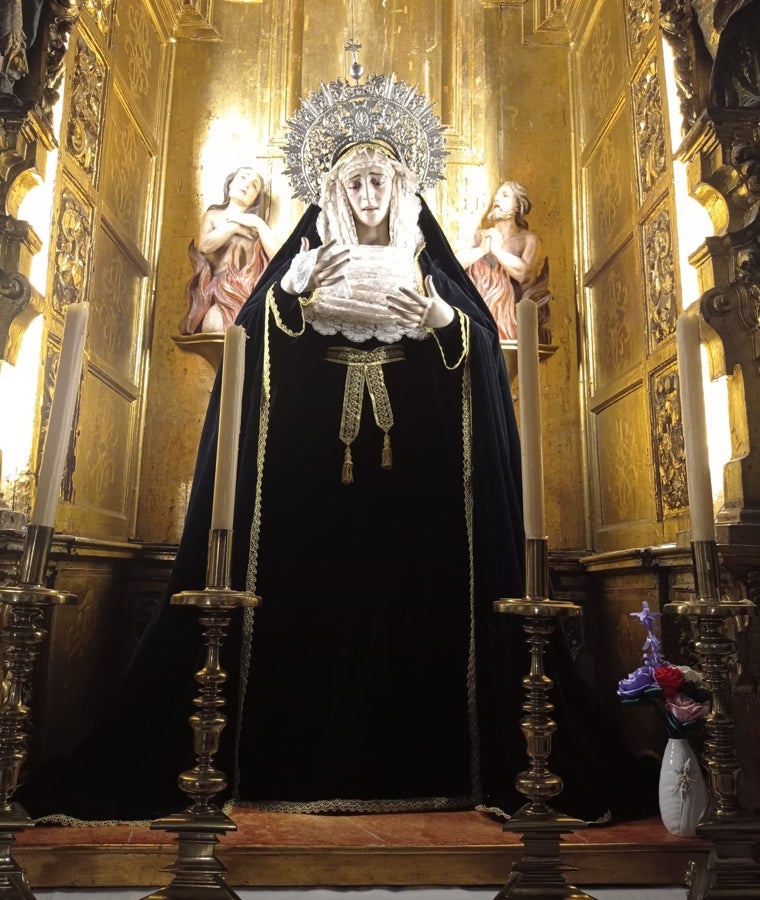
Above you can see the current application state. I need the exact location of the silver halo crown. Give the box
[282,73,448,203]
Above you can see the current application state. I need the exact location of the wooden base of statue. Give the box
[665,540,760,899]
[172,334,224,373]
[491,538,596,900]
[0,524,77,900]
[143,530,259,900]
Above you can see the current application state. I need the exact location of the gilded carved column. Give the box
[0,0,81,363]
[660,1,760,545]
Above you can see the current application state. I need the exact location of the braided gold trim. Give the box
[235,290,279,796]
[431,308,470,370]
[325,345,405,483]
[461,351,481,803]
[268,284,308,337]
[234,793,474,814]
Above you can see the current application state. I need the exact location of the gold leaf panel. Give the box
[626,0,655,52]
[595,388,655,528]
[88,226,143,380]
[589,240,645,391]
[66,35,107,182]
[632,55,667,204]
[577,0,626,150]
[101,90,155,258]
[650,365,688,518]
[585,108,635,269]
[83,0,115,43]
[111,0,165,139]
[74,371,134,520]
[642,202,678,351]
[51,181,94,314]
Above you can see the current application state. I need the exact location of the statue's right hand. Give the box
[281,239,350,295]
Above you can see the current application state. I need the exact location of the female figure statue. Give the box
[180,166,280,334]
[457,181,552,344]
[20,93,652,826]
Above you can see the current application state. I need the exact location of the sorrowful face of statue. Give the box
[229,168,261,207]
[342,164,393,235]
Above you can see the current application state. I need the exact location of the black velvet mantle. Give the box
[19,201,656,823]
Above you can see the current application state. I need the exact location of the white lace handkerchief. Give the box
[304,245,427,343]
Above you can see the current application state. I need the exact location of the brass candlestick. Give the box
[492,537,596,900]
[144,528,259,900]
[664,539,760,900]
[0,523,77,900]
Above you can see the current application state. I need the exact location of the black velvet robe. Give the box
[19,201,657,823]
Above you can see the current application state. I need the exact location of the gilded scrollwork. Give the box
[66,37,106,179]
[632,58,667,201]
[0,266,31,360]
[598,268,631,375]
[125,3,151,97]
[651,368,688,516]
[597,140,624,244]
[112,123,138,224]
[610,416,637,521]
[589,19,614,118]
[627,0,655,50]
[643,207,677,347]
[659,0,702,137]
[83,0,114,41]
[52,186,92,313]
[101,255,127,358]
[41,0,82,123]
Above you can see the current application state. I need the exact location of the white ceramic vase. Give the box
[658,736,709,836]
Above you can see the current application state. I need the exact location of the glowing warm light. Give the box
[199,115,264,208]
[661,36,731,512]
[0,316,44,492]
[17,149,59,296]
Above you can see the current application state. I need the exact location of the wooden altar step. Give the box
[15,811,705,890]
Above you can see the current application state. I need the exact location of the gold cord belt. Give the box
[325,345,405,484]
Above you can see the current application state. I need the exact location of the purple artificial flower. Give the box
[631,601,664,668]
[617,665,656,699]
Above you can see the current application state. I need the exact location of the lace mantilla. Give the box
[303,243,427,343]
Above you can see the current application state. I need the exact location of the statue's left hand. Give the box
[386,275,455,330]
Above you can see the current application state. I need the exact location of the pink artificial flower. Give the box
[666,692,710,723]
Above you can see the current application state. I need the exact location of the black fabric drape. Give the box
[18,200,656,824]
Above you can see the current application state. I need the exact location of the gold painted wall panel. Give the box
[100,89,155,259]
[576,0,627,151]
[66,33,108,185]
[88,225,142,380]
[594,388,655,529]
[584,106,635,270]
[631,51,668,207]
[641,198,678,352]
[137,0,505,545]
[73,371,134,521]
[588,240,645,392]
[111,0,165,139]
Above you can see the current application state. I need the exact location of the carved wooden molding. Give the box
[480,0,571,45]
[148,0,220,42]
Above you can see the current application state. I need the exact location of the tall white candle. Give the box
[31,302,90,528]
[676,313,716,542]
[210,325,246,531]
[517,298,546,539]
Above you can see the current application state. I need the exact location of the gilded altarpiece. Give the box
[41,0,169,540]
[136,0,491,543]
[576,0,687,551]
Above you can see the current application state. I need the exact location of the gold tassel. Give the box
[381,432,392,470]
[342,445,354,484]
